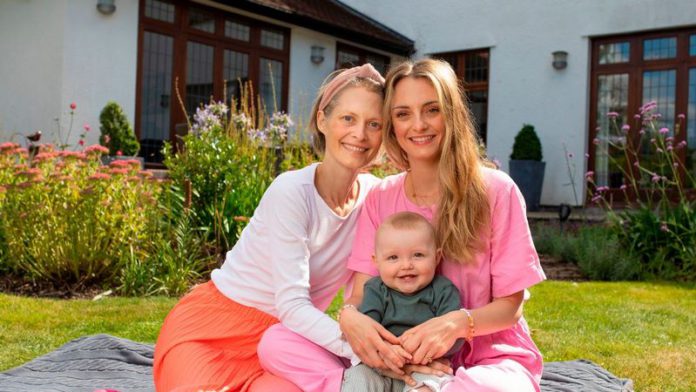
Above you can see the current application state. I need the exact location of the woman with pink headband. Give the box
[153,63,386,392]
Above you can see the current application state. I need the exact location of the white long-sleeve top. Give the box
[211,163,379,363]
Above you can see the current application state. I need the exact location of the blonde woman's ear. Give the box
[317,110,327,134]
[436,248,443,264]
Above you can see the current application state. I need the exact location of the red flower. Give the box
[70,102,77,110]
[79,139,85,146]
[116,150,123,156]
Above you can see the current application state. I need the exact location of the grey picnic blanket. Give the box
[0,334,633,392]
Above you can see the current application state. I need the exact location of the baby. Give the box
[342,211,463,392]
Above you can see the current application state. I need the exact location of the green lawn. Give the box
[1,281,695,391]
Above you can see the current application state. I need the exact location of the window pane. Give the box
[687,68,696,182]
[690,35,696,56]
[434,53,458,72]
[468,90,488,143]
[464,51,489,83]
[643,37,677,60]
[223,50,249,105]
[641,70,677,183]
[186,42,215,115]
[189,9,215,33]
[366,54,388,76]
[260,58,283,112]
[225,20,250,41]
[140,32,174,163]
[643,69,677,131]
[595,74,629,188]
[260,29,284,50]
[598,42,630,64]
[144,0,175,23]
[337,50,360,68]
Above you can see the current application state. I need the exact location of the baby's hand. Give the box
[389,344,413,362]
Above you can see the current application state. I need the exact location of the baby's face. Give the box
[374,226,439,295]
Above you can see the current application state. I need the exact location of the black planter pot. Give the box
[509,160,546,211]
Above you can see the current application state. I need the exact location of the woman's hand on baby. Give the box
[399,313,461,365]
[380,358,453,387]
[339,309,405,373]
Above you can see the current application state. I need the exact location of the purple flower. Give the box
[591,195,602,203]
[621,124,630,133]
[633,161,640,168]
[666,136,674,142]
[620,184,627,190]
[634,114,641,119]
[651,174,661,183]
[597,186,609,192]
[677,140,687,149]
[585,171,594,179]
[639,101,657,114]
[666,146,673,152]
[659,127,669,135]
[607,112,620,118]
[677,113,686,120]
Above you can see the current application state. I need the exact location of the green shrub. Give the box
[588,102,696,281]
[532,223,641,281]
[99,101,139,156]
[0,143,162,290]
[510,123,543,161]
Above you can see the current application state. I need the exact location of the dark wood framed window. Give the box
[589,27,696,197]
[136,0,290,164]
[432,49,490,144]
[335,43,390,76]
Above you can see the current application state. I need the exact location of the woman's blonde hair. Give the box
[308,69,384,155]
[382,58,491,264]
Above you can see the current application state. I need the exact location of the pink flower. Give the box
[659,128,669,135]
[109,168,129,175]
[666,136,674,142]
[639,101,657,114]
[651,174,661,183]
[585,171,594,179]
[116,150,123,156]
[620,184,627,190]
[597,186,609,192]
[85,145,109,155]
[607,112,619,118]
[621,124,630,133]
[633,161,640,168]
[591,195,602,203]
[666,146,673,152]
[0,142,20,150]
[634,114,641,119]
[78,139,85,146]
[639,129,646,135]
[677,113,686,120]
[70,102,77,110]
[84,123,91,132]
[677,140,687,149]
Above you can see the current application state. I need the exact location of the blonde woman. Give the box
[153,64,385,392]
[259,59,545,392]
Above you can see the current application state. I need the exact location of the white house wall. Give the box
[0,0,139,148]
[0,0,67,145]
[342,0,696,206]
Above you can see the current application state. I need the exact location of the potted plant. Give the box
[509,123,545,211]
[99,101,142,166]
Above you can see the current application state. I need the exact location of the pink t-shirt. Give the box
[347,166,546,379]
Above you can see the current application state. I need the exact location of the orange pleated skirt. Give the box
[153,281,280,392]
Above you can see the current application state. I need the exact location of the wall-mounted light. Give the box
[552,51,568,70]
[97,0,116,15]
[311,45,325,65]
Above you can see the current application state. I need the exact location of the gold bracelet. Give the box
[460,308,475,343]
[337,303,357,322]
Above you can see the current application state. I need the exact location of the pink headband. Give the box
[318,63,385,111]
